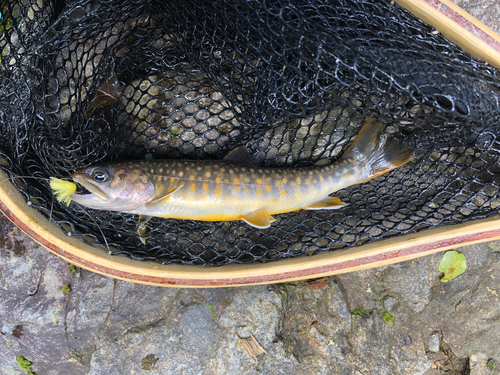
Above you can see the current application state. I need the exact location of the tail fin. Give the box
[341,118,414,182]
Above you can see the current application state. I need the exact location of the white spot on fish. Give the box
[159,168,163,173]
[179,171,184,177]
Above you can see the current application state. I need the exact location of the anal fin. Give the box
[241,208,274,229]
[305,197,347,210]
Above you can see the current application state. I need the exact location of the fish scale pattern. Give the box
[1,0,500,265]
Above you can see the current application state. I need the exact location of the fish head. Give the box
[70,164,155,210]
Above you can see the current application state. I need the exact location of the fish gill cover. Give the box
[0,0,499,265]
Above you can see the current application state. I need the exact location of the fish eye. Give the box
[91,168,109,183]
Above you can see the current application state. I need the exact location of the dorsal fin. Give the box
[223,146,255,167]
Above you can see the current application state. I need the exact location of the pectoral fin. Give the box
[145,183,184,210]
[305,197,347,210]
[241,208,274,228]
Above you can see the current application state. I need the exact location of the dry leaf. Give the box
[432,359,445,368]
[86,70,123,119]
[141,354,158,370]
[306,277,329,290]
[302,320,319,333]
[237,333,266,363]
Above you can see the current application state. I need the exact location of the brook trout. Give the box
[70,119,413,231]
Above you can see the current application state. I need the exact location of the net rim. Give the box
[2,169,500,287]
[394,0,500,68]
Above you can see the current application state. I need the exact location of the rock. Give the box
[65,271,116,367]
[424,244,500,362]
[487,240,500,253]
[383,256,441,313]
[383,297,400,314]
[426,333,440,353]
[88,318,189,375]
[0,217,84,375]
[206,286,294,374]
[179,303,223,359]
[100,280,178,336]
[469,353,492,375]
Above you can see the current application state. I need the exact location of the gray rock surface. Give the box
[1,211,500,374]
[427,333,441,353]
[454,0,500,34]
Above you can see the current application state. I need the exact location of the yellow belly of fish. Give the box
[141,181,320,222]
[151,196,306,221]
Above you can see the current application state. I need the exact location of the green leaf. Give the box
[381,311,394,324]
[16,355,36,375]
[486,358,496,371]
[61,284,71,294]
[438,250,467,282]
[352,307,364,316]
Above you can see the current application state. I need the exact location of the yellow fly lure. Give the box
[49,177,77,207]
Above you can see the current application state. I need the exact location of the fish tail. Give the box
[341,118,414,182]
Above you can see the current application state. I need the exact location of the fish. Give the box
[70,119,413,238]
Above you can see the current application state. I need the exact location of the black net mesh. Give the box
[1,0,500,266]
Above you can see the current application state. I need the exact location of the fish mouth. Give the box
[70,173,110,202]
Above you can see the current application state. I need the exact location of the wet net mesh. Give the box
[1,0,500,265]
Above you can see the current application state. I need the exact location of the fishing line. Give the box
[74,205,111,253]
